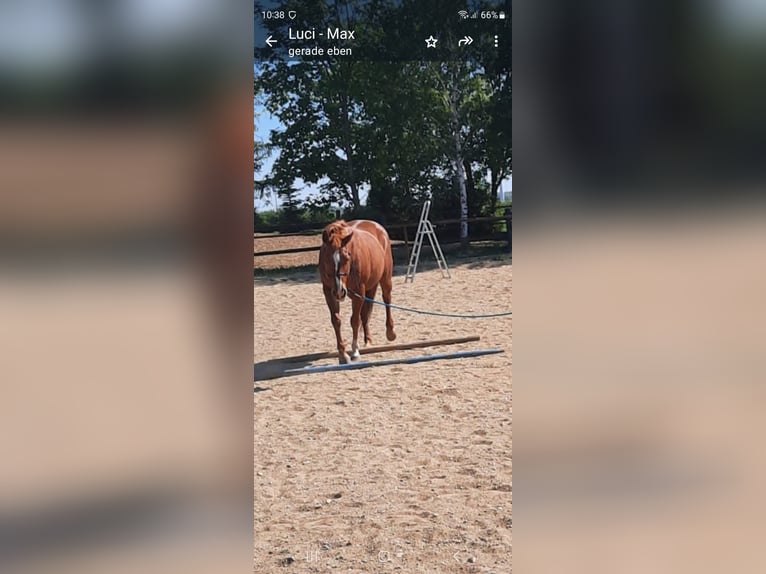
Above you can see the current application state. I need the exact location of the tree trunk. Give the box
[349,180,360,212]
[490,169,498,213]
[339,93,361,211]
[449,100,468,247]
[463,159,475,216]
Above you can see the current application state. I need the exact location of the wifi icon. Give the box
[458,10,469,19]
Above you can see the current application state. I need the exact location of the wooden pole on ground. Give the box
[277,335,481,364]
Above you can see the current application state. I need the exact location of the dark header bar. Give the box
[254,0,510,62]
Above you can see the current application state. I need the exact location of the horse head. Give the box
[322,220,355,301]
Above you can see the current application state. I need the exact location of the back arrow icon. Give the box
[458,36,473,46]
[266,35,277,47]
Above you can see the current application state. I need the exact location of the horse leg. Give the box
[349,296,364,360]
[380,272,396,341]
[324,286,350,364]
[361,286,377,346]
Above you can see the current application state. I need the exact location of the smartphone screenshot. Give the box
[254,2,511,571]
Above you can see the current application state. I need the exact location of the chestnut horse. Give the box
[319,220,396,364]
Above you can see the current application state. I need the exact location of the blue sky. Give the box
[254,86,368,211]
[253,104,279,210]
[254,109,356,211]
[254,72,342,211]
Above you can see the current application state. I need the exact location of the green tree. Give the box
[361,62,448,221]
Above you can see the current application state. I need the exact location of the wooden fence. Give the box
[254,208,511,259]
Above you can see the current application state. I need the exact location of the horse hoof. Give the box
[339,353,351,364]
[386,330,396,341]
[350,350,361,361]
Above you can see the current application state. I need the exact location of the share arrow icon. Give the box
[458,36,473,47]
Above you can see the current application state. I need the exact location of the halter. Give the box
[336,260,352,278]
[333,241,353,287]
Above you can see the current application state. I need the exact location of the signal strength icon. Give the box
[458,10,469,19]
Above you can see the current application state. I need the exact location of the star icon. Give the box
[425,35,438,48]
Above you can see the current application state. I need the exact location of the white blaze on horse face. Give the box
[333,250,343,295]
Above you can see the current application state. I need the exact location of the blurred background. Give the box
[516,0,766,572]
[0,2,253,573]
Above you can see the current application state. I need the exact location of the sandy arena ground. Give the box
[254,246,512,573]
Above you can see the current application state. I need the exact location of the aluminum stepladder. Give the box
[404,200,451,282]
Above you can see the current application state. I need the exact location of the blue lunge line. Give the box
[350,291,512,319]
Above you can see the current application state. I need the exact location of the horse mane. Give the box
[322,220,353,250]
